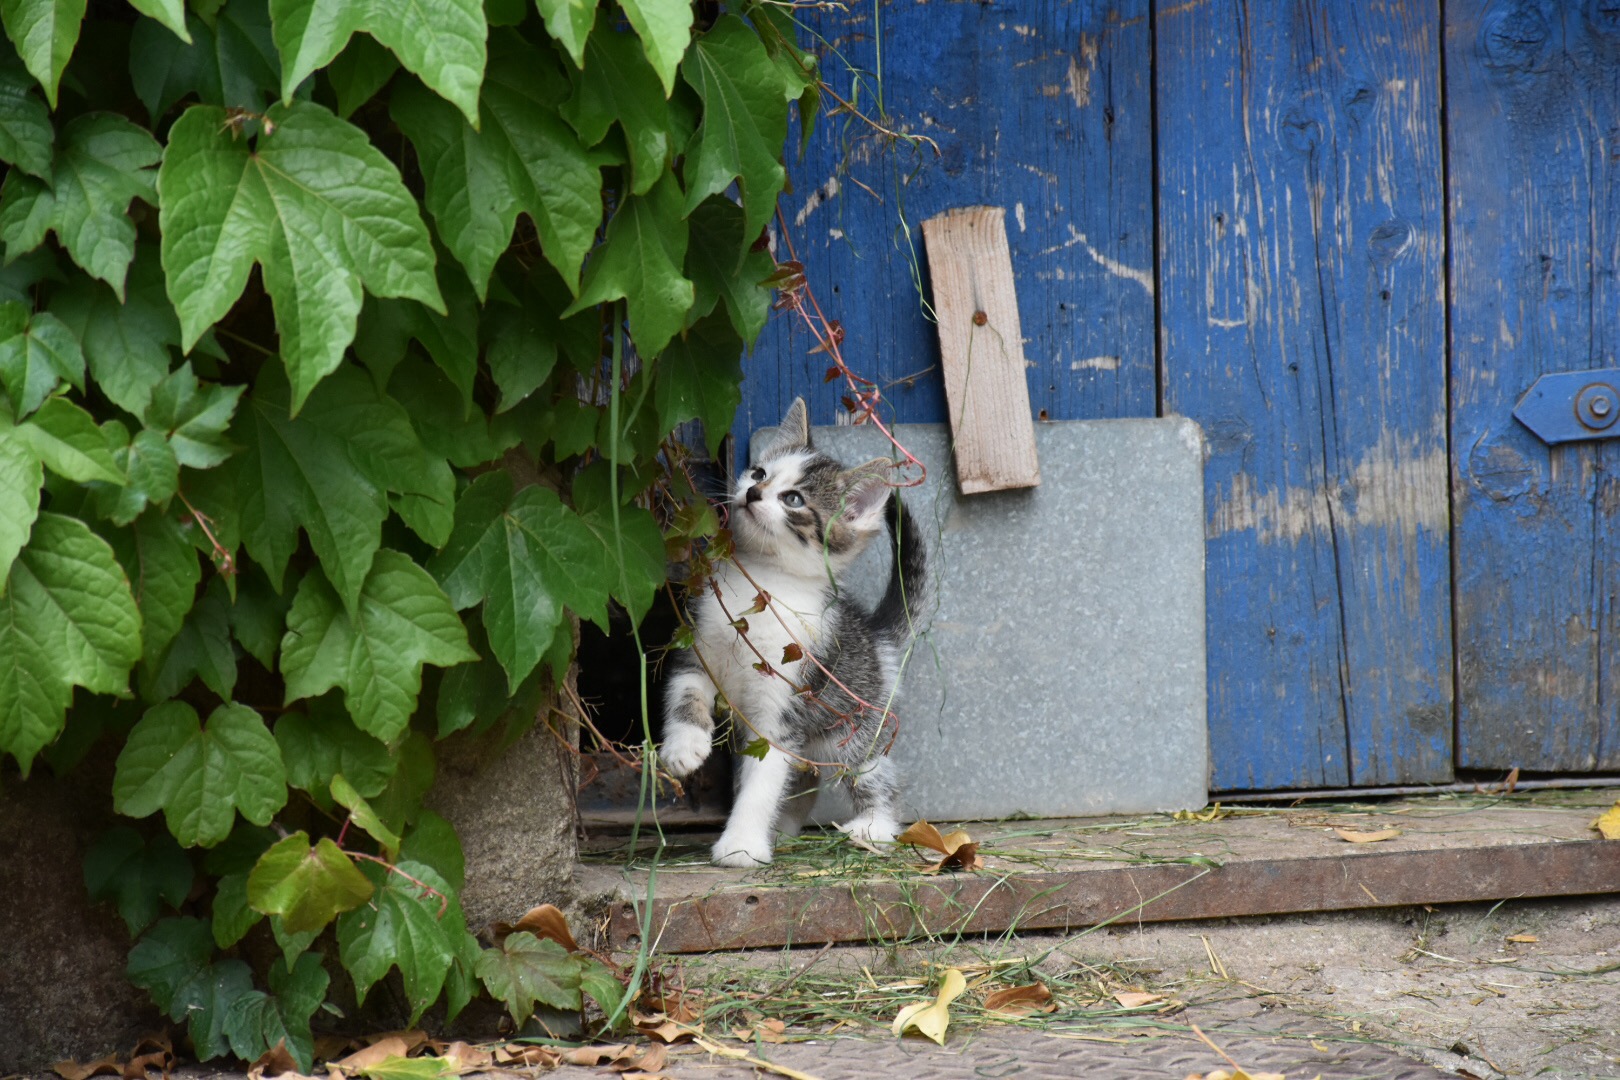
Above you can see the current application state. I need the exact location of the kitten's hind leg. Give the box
[775,766,821,839]
[841,755,901,845]
[712,747,794,867]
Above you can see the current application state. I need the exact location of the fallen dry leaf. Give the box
[432,1041,493,1074]
[693,1037,820,1080]
[607,1044,667,1074]
[493,1044,560,1068]
[53,1054,121,1080]
[1593,801,1620,840]
[1173,804,1229,823]
[561,1045,636,1067]
[1113,991,1166,1010]
[1506,933,1539,944]
[247,1041,303,1080]
[334,1037,414,1072]
[892,967,967,1045]
[315,1035,358,1062]
[983,982,1057,1017]
[489,903,579,950]
[1333,827,1402,844]
[1184,1071,1289,1080]
[896,820,984,873]
[639,989,702,1025]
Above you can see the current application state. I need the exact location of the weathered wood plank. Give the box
[921,207,1041,493]
[1446,2,1620,771]
[1156,1,1453,789]
[740,2,1155,440]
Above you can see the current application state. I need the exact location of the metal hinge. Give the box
[1513,369,1620,445]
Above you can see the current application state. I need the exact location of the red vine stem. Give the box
[346,850,450,919]
[176,490,234,576]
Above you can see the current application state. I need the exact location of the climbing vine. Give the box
[0,0,815,1064]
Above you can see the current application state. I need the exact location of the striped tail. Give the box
[872,494,929,642]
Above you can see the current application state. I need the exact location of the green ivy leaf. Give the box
[14,397,123,484]
[143,575,237,702]
[0,303,83,418]
[99,428,179,525]
[434,608,552,738]
[386,356,517,466]
[564,171,692,358]
[222,952,328,1073]
[0,512,141,773]
[0,53,52,177]
[227,364,385,606]
[229,566,289,667]
[158,101,443,411]
[428,471,605,692]
[270,0,486,126]
[246,830,374,934]
[0,0,86,106]
[483,262,596,413]
[49,249,180,418]
[0,421,41,584]
[128,0,190,41]
[654,313,742,456]
[331,772,400,856]
[144,362,244,470]
[393,37,599,298]
[335,858,458,1023]
[113,701,287,848]
[270,915,318,969]
[574,493,665,625]
[579,955,625,1018]
[617,0,688,97]
[534,0,592,67]
[280,550,477,743]
[353,273,479,410]
[399,810,464,891]
[680,15,787,248]
[474,931,580,1026]
[130,0,280,119]
[368,728,434,834]
[211,869,262,948]
[325,30,396,117]
[274,700,393,810]
[0,114,161,297]
[182,958,257,1061]
[562,22,670,194]
[125,914,218,1014]
[83,825,194,935]
[748,0,818,150]
[685,197,773,345]
[109,509,201,672]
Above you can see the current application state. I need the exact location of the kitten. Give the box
[660,398,929,867]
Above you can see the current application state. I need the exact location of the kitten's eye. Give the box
[781,491,805,508]
[750,467,766,482]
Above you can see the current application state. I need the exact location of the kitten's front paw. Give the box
[659,723,713,778]
[840,814,899,845]
[712,832,773,867]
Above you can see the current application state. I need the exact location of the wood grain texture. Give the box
[738,1,1155,442]
[1446,1,1620,771]
[1156,1,1453,789]
[921,207,1041,493]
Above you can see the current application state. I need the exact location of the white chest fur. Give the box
[691,558,830,738]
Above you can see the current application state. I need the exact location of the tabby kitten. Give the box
[660,398,929,867]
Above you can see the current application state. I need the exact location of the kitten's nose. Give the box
[745,484,763,504]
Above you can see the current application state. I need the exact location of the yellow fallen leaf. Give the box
[1333,827,1402,843]
[1113,991,1165,1009]
[1593,801,1620,840]
[1506,933,1538,944]
[892,967,967,1045]
[896,820,983,872]
[1184,1071,1288,1080]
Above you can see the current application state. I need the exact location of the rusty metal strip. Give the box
[605,841,1620,953]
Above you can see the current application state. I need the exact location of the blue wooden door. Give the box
[744,0,1612,792]
[1446,2,1620,772]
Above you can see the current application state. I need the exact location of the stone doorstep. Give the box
[579,794,1620,954]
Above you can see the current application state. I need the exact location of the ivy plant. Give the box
[0,0,816,1065]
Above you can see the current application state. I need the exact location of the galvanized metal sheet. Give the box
[748,420,1208,822]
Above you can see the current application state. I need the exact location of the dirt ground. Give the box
[662,893,1620,1078]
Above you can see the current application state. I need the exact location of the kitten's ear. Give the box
[756,397,811,460]
[839,458,893,530]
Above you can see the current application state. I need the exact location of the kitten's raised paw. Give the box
[840,814,899,845]
[658,723,712,778]
[711,834,773,867]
